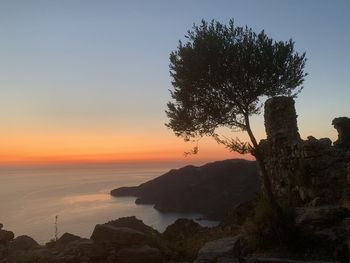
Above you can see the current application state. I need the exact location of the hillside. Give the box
[111,159,260,220]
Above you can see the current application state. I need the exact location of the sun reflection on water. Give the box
[62,193,111,204]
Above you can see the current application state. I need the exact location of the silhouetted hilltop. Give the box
[111,159,260,220]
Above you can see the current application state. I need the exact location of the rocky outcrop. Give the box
[332,117,350,149]
[163,219,203,241]
[105,216,159,235]
[260,96,349,205]
[10,235,39,250]
[111,159,260,220]
[0,218,171,263]
[0,227,14,245]
[192,97,350,263]
[90,216,162,250]
[193,236,242,263]
[293,205,350,260]
[91,224,149,246]
[295,206,350,228]
[55,232,82,248]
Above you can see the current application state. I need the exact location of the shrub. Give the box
[243,193,298,250]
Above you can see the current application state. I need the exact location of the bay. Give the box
[0,163,218,244]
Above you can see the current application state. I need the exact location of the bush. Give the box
[161,221,239,262]
[243,193,298,250]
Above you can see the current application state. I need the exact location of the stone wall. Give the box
[259,96,350,205]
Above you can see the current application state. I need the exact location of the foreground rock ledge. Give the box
[90,224,149,246]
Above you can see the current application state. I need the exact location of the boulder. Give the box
[91,224,148,246]
[56,232,82,248]
[0,229,14,245]
[117,245,163,263]
[106,216,159,235]
[194,235,242,263]
[10,235,38,250]
[163,218,202,240]
[0,224,3,230]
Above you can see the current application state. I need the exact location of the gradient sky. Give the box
[0,0,349,165]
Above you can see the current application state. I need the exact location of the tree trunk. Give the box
[244,114,289,243]
[244,115,280,212]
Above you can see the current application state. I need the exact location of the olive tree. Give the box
[166,19,307,208]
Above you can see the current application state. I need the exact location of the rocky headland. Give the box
[111,159,260,221]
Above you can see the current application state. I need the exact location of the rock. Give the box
[194,235,242,263]
[31,239,106,263]
[296,206,350,229]
[308,197,322,207]
[106,216,159,235]
[163,218,202,240]
[222,199,256,226]
[117,245,163,263]
[264,96,300,143]
[260,97,349,204]
[332,117,350,149]
[0,229,14,245]
[28,247,53,262]
[10,235,38,250]
[319,138,332,147]
[55,232,82,248]
[245,257,341,263]
[0,224,2,230]
[59,239,106,261]
[91,224,148,246]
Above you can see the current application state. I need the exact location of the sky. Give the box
[0,0,349,165]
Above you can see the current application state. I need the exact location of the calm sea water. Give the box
[0,163,218,243]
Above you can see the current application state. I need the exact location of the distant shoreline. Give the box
[111,159,260,221]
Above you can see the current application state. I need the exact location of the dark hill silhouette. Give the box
[111,159,260,220]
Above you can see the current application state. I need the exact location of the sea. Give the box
[0,163,218,244]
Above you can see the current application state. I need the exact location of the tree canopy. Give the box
[166,19,307,209]
[166,19,307,147]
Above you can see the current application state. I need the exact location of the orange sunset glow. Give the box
[0,131,249,165]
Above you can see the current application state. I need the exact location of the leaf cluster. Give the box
[166,19,307,141]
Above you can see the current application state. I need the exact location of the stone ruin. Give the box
[259,96,350,205]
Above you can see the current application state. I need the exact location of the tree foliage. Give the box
[166,19,307,147]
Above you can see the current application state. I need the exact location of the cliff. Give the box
[111,159,260,220]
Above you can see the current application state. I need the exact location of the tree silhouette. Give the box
[166,19,307,209]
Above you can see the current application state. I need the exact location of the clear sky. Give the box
[0,0,349,165]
